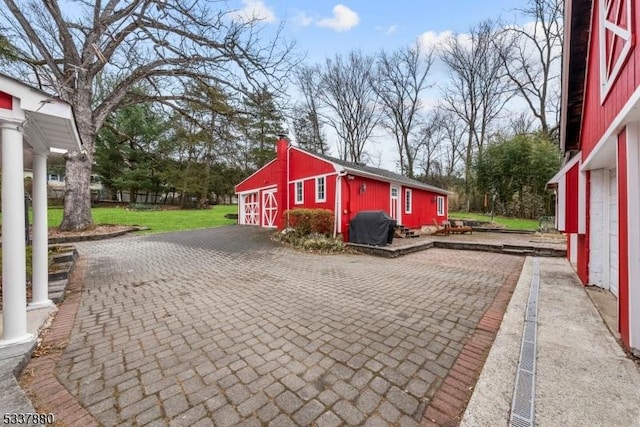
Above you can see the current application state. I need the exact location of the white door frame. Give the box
[240,192,259,225]
[262,188,278,228]
[390,185,401,224]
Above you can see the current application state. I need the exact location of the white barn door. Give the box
[262,189,278,228]
[241,193,259,225]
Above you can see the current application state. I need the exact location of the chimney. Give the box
[276,134,288,156]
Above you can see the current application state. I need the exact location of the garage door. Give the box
[609,170,619,297]
[262,189,278,228]
[242,193,259,225]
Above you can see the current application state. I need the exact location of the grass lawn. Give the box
[449,211,540,231]
[45,205,238,234]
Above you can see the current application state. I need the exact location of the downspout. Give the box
[335,170,347,238]
[342,171,353,239]
[286,141,291,229]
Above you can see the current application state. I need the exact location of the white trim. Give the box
[578,167,587,234]
[237,184,276,196]
[626,122,640,351]
[405,188,412,214]
[390,185,401,224]
[599,0,633,100]
[289,172,337,183]
[437,195,445,217]
[294,180,304,205]
[315,176,326,203]
[557,176,566,231]
[569,233,578,264]
[548,153,581,184]
[582,84,640,171]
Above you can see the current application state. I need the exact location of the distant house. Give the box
[23,170,104,199]
[549,0,639,355]
[235,137,450,240]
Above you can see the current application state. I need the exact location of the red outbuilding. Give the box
[550,0,639,356]
[235,137,450,239]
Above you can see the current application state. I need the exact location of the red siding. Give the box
[580,2,640,158]
[618,132,630,347]
[235,160,279,193]
[289,149,336,180]
[401,187,447,228]
[564,163,580,233]
[0,91,11,110]
[288,174,336,211]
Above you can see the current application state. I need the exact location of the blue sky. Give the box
[228,1,536,169]
[231,1,530,62]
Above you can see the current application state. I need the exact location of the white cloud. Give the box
[293,11,313,27]
[386,25,397,35]
[317,5,360,32]
[417,30,453,51]
[230,0,276,24]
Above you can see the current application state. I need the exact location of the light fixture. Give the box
[359,183,367,194]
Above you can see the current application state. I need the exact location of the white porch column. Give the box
[0,122,33,346]
[29,151,52,308]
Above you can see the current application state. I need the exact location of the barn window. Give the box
[316,176,326,202]
[295,181,304,204]
[437,196,445,216]
[599,0,633,100]
[405,189,412,213]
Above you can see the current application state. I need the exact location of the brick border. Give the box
[420,264,523,426]
[20,256,99,427]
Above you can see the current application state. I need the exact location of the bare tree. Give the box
[438,110,467,180]
[508,111,536,135]
[292,65,327,154]
[415,111,445,178]
[439,20,513,191]
[1,0,294,230]
[317,50,379,163]
[373,44,433,178]
[499,0,563,141]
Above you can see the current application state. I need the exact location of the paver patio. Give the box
[49,226,523,426]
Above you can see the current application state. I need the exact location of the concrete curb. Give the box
[348,240,566,258]
[48,226,147,244]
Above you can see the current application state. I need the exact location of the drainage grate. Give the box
[510,258,540,427]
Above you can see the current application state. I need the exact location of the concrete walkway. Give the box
[461,257,640,426]
[0,305,56,420]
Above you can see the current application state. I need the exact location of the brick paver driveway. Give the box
[57,226,523,426]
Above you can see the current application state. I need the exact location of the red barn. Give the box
[550,0,639,355]
[235,137,450,239]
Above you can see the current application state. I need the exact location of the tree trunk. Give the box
[59,150,94,231]
[59,82,95,231]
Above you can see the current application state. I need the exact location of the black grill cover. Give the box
[348,211,397,246]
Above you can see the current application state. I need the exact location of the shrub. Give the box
[127,203,159,211]
[273,230,347,254]
[284,208,334,236]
